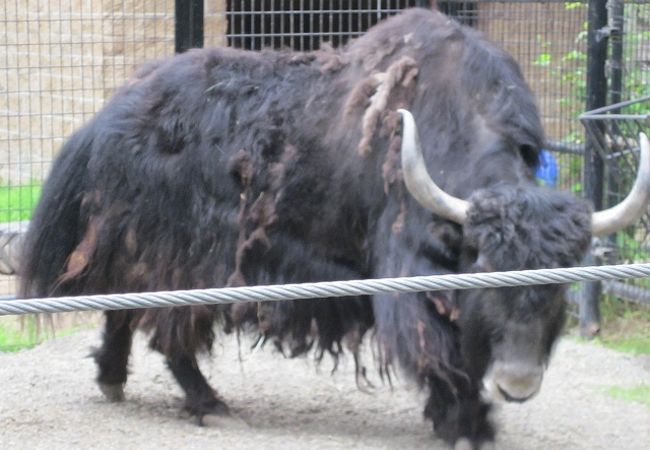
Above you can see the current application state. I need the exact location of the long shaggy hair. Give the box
[18,8,587,446]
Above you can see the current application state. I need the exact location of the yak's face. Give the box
[453,186,592,403]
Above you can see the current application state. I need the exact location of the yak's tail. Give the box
[19,124,94,298]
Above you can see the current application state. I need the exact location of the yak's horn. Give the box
[591,132,650,236]
[398,109,469,224]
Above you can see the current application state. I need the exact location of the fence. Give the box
[581,96,650,271]
[2,263,650,316]
[223,0,423,50]
[1,1,649,307]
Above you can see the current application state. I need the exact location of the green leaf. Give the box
[562,50,586,62]
[565,2,585,11]
[533,53,552,66]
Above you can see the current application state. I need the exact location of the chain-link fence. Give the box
[0,0,182,293]
[580,96,650,299]
[1,0,649,299]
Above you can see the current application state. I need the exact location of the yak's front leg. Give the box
[94,310,138,402]
[166,353,230,425]
[424,375,494,450]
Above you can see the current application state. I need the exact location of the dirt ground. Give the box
[0,323,649,450]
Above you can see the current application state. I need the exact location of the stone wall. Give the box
[0,0,227,187]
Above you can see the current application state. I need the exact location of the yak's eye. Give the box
[519,144,539,168]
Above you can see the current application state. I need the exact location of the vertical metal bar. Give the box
[300,0,305,51]
[309,0,314,50]
[239,0,244,49]
[271,0,276,48]
[175,0,204,53]
[607,0,624,243]
[580,0,609,338]
[585,0,608,205]
[609,0,623,108]
[280,0,285,48]
[250,0,256,50]
[261,0,266,49]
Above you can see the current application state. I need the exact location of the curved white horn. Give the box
[398,109,469,224]
[591,132,650,236]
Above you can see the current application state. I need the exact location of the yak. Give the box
[19,8,649,448]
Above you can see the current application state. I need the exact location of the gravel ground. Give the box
[0,327,649,450]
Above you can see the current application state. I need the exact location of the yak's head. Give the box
[398,109,650,402]
[456,186,591,402]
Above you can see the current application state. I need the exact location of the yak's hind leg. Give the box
[145,306,228,424]
[93,310,138,402]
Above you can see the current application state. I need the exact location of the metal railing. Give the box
[3,263,649,316]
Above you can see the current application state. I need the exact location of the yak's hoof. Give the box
[198,400,230,426]
[454,438,495,450]
[201,412,249,428]
[98,382,125,402]
[182,398,232,426]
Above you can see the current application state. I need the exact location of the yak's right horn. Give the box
[591,132,650,236]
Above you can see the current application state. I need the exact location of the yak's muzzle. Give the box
[483,361,544,403]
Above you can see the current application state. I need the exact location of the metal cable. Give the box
[1,263,649,316]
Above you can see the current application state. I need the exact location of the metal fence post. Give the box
[581,0,609,337]
[175,0,204,54]
[608,0,624,107]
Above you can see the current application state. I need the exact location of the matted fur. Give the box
[19,8,591,446]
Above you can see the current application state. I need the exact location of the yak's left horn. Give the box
[398,109,469,224]
[591,132,650,236]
